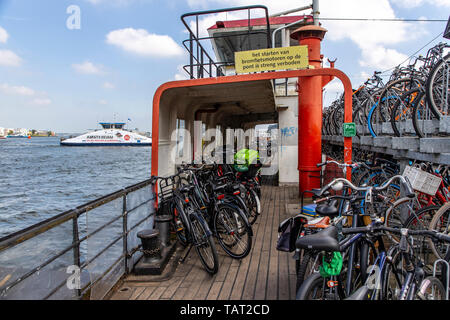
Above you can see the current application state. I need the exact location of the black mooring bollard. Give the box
[137,229,161,263]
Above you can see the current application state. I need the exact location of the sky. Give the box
[0,0,448,133]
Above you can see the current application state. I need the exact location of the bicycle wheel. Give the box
[296,272,327,300]
[384,197,416,239]
[244,188,260,225]
[428,202,450,259]
[425,53,450,117]
[382,247,406,300]
[412,91,436,138]
[390,88,421,137]
[417,276,446,300]
[404,205,440,265]
[190,212,219,274]
[214,203,252,259]
[171,198,189,247]
[295,250,321,293]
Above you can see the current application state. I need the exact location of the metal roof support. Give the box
[313,0,320,26]
[271,16,309,48]
[269,4,313,18]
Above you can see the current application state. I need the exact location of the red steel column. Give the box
[291,25,327,196]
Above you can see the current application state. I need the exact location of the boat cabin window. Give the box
[100,123,125,129]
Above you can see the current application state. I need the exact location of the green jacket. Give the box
[234,149,260,172]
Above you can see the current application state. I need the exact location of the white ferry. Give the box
[60,122,152,146]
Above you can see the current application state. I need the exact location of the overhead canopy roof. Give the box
[159,79,277,128]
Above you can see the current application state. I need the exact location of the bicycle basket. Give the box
[403,166,442,196]
[156,175,181,203]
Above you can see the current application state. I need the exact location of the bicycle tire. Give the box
[296,272,325,300]
[390,88,421,137]
[428,202,450,259]
[171,198,189,247]
[417,276,446,300]
[244,188,260,225]
[214,203,252,259]
[381,246,405,300]
[411,90,432,138]
[190,212,219,274]
[384,197,416,240]
[295,250,316,293]
[425,53,450,117]
[404,205,440,264]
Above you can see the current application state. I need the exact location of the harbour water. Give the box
[0,136,151,238]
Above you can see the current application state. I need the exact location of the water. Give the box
[0,136,151,238]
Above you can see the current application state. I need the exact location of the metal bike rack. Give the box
[432,259,450,300]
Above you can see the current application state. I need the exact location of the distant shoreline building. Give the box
[0,127,56,137]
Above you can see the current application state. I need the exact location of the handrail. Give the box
[180,5,272,79]
[0,178,156,300]
[0,178,153,251]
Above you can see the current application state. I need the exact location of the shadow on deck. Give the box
[107,185,300,300]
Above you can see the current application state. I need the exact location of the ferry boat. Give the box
[60,122,152,146]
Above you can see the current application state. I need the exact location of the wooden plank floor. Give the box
[109,185,299,300]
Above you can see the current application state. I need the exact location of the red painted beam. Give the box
[151,69,352,181]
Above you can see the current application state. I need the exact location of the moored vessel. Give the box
[60,122,152,146]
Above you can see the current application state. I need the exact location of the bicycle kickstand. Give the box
[179,244,193,264]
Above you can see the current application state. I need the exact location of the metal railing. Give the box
[0,179,156,300]
[180,5,272,79]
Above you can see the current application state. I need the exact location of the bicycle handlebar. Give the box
[319,175,415,198]
[316,160,370,170]
[342,225,450,243]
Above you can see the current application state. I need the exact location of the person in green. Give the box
[233,148,260,173]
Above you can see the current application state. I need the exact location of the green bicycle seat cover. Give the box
[319,251,343,277]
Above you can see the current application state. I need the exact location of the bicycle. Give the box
[152,173,219,275]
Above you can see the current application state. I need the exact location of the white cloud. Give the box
[391,0,450,7]
[0,83,53,106]
[85,0,136,5]
[0,26,8,43]
[174,64,189,80]
[106,28,184,58]
[0,83,35,96]
[99,99,108,105]
[103,81,115,89]
[359,45,408,70]
[0,49,22,67]
[186,0,427,70]
[32,98,52,106]
[72,61,105,75]
[324,79,344,92]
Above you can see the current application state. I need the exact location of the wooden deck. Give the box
[108,185,299,300]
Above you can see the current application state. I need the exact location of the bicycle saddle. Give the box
[315,203,339,217]
[304,216,330,229]
[295,226,340,251]
[179,185,194,194]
